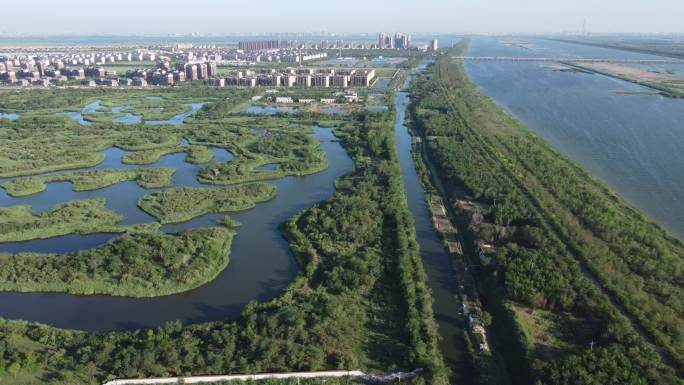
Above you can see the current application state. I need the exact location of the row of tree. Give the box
[409,42,680,384]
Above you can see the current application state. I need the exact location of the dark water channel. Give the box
[394,80,468,380]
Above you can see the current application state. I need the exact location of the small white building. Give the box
[275,97,294,104]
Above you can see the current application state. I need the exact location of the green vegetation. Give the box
[409,41,683,383]
[0,69,449,385]
[121,144,218,165]
[1,168,175,197]
[0,101,448,384]
[138,184,276,224]
[0,199,123,243]
[0,226,234,297]
[198,127,328,185]
[0,87,249,178]
[122,146,177,164]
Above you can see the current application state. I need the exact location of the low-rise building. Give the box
[133,77,147,87]
[313,73,330,87]
[206,78,225,87]
[331,74,349,87]
[296,74,311,87]
[351,69,376,87]
[275,96,294,104]
[281,74,296,87]
[238,77,256,87]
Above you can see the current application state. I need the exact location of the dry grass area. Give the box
[574,62,680,82]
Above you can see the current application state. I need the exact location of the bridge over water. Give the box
[454,56,684,64]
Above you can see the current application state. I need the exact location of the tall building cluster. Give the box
[378,32,412,49]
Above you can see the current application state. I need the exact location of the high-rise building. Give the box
[378,32,388,49]
[394,33,411,49]
[430,39,439,51]
[198,63,208,79]
[207,62,217,78]
[386,34,394,49]
[185,64,198,81]
[38,62,47,77]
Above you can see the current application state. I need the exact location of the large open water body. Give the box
[0,127,353,331]
[465,37,684,239]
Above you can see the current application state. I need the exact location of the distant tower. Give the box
[582,18,587,35]
[378,32,387,49]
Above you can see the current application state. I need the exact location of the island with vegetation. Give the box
[0,198,124,243]
[138,183,276,224]
[0,224,235,297]
[1,168,175,197]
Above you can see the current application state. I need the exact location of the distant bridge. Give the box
[454,56,684,64]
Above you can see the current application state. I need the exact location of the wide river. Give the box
[0,127,353,331]
[465,37,684,239]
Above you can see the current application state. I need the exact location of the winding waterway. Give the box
[465,37,684,239]
[0,127,353,331]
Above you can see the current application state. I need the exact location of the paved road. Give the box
[103,370,365,385]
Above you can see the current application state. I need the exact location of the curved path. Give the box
[0,128,354,331]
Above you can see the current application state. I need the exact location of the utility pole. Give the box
[582,18,587,35]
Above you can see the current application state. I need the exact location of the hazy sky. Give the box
[3,0,683,35]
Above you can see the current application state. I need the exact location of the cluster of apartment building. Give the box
[183,48,327,65]
[112,62,375,89]
[0,48,166,86]
[238,40,296,51]
[216,68,376,88]
[0,56,124,86]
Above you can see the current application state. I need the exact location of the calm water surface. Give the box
[0,127,353,331]
[466,37,684,239]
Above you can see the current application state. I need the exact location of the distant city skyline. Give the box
[2,0,684,35]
